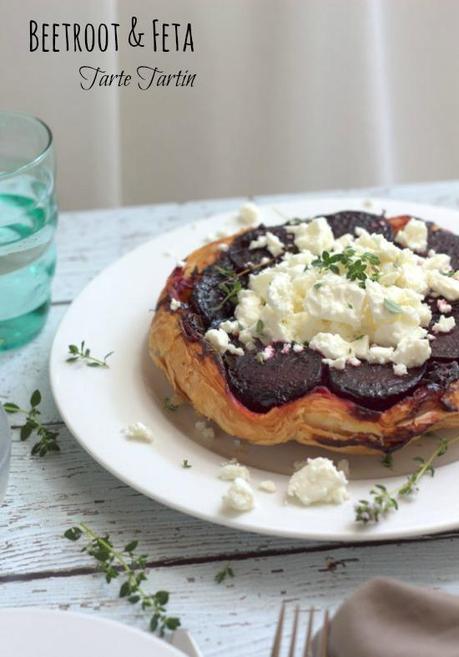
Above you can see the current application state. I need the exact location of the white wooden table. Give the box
[2,181,459,656]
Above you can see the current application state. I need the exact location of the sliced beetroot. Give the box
[322,211,394,241]
[430,303,459,359]
[425,361,459,389]
[427,224,459,269]
[328,362,426,410]
[225,344,323,412]
[190,256,239,328]
[227,225,295,271]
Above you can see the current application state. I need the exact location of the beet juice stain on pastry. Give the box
[149,206,459,456]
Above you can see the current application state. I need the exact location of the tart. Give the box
[149,208,459,455]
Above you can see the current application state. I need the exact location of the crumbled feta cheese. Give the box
[428,271,459,301]
[286,217,334,255]
[395,218,428,252]
[170,298,182,311]
[258,480,277,493]
[287,457,349,506]
[249,231,284,257]
[309,333,351,360]
[195,420,215,440]
[124,422,154,443]
[292,343,304,353]
[227,344,244,356]
[238,202,261,225]
[392,336,431,368]
[205,328,229,354]
[393,363,408,376]
[437,299,452,314]
[223,477,255,512]
[432,315,456,334]
[219,320,239,334]
[219,461,250,481]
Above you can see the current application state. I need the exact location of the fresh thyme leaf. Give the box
[3,390,60,457]
[312,248,380,285]
[64,523,180,636]
[384,298,403,314]
[255,319,264,335]
[355,437,456,524]
[182,459,192,469]
[215,563,234,584]
[66,341,113,368]
[164,397,179,412]
[381,453,393,469]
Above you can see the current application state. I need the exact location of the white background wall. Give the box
[1,0,459,210]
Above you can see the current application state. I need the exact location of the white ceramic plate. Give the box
[50,197,459,541]
[0,608,183,657]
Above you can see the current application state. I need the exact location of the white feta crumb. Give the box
[428,334,436,341]
[395,217,428,252]
[432,315,456,333]
[227,343,244,356]
[170,298,182,311]
[249,232,284,257]
[124,422,154,443]
[258,480,277,493]
[287,457,349,506]
[393,363,408,376]
[218,243,229,252]
[205,328,229,354]
[437,299,452,314]
[292,343,304,353]
[428,249,436,257]
[337,459,350,477]
[223,477,255,512]
[195,420,215,440]
[219,461,250,481]
[238,202,261,226]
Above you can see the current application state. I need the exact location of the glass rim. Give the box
[0,111,53,181]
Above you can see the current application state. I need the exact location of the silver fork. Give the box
[270,603,330,657]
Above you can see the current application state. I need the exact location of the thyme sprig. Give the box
[355,437,456,524]
[64,523,180,635]
[66,341,113,368]
[213,258,275,310]
[3,390,59,456]
[312,248,380,287]
[215,563,234,584]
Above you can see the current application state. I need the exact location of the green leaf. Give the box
[384,298,403,314]
[119,581,131,598]
[68,344,79,354]
[20,423,33,441]
[30,390,42,407]
[124,540,138,553]
[255,319,264,334]
[150,614,160,632]
[155,590,169,605]
[66,357,79,363]
[64,527,83,541]
[165,617,181,630]
[3,402,19,413]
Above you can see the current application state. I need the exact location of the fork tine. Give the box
[288,605,300,657]
[271,602,285,657]
[302,607,315,657]
[319,609,330,657]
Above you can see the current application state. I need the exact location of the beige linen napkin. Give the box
[314,577,459,657]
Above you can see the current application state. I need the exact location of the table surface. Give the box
[2,180,459,656]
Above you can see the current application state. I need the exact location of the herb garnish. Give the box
[381,453,393,469]
[3,390,59,456]
[164,397,179,411]
[355,438,456,524]
[67,341,113,368]
[383,298,404,315]
[182,459,192,469]
[215,563,234,584]
[312,248,380,287]
[213,259,275,311]
[255,319,264,335]
[64,523,180,635]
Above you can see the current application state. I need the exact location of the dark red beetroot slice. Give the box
[430,303,459,359]
[190,256,239,328]
[227,225,295,271]
[425,361,459,389]
[225,344,323,413]
[328,362,426,410]
[322,211,394,241]
[427,223,459,269]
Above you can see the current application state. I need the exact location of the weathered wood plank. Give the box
[1,537,459,657]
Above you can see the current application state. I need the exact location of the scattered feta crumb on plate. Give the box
[223,477,255,512]
[195,420,215,440]
[124,422,154,443]
[219,461,250,481]
[287,457,349,506]
[258,480,277,493]
[238,202,261,225]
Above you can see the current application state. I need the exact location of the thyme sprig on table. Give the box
[64,523,180,636]
[3,389,60,456]
[355,437,455,524]
[312,248,380,287]
[215,563,235,584]
[66,341,114,368]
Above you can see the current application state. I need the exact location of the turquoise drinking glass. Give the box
[0,112,57,350]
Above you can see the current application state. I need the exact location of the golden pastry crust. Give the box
[149,223,459,455]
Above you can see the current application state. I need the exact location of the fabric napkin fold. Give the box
[314,577,459,657]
